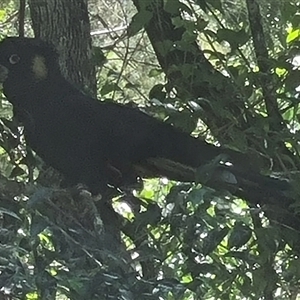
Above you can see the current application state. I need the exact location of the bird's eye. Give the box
[9,54,20,65]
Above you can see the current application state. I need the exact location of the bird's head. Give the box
[0,37,59,96]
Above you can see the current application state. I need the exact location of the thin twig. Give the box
[18,0,26,37]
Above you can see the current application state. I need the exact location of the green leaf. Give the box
[0,10,6,21]
[148,68,163,78]
[206,0,223,11]
[164,0,192,15]
[92,46,106,67]
[284,69,300,90]
[281,2,298,23]
[287,29,300,44]
[292,14,300,28]
[202,227,229,255]
[127,10,153,37]
[187,188,206,205]
[0,207,21,220]
[228,223,252,249]
[195,0,208,12]
[9,165,25,178]
[149,84,166,101]
[196,18,209,31]
[100,82,122,96]
[155,40,174,56]
[167,110,197,133]
[30,215,48,236]
[217,28,249,51]
[135,203,161,227]
[255,227,278,259]
[252,267,277,295]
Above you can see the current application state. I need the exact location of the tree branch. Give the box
[245,0,284,130]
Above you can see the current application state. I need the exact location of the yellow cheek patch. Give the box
[32,55,48,80]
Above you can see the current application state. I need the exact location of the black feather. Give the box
[0,37,290,201]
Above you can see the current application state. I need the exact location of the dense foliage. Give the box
[0,0,300,299]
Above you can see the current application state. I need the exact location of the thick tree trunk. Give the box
[25,3,126,296]
[28,0,97,96]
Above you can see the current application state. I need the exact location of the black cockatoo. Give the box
[0,37,290,203]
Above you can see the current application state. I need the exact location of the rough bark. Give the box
[131,0,248,137]
[23,4,129,295]
[28,0,97,96]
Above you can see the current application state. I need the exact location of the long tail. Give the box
[133,124,291,205]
